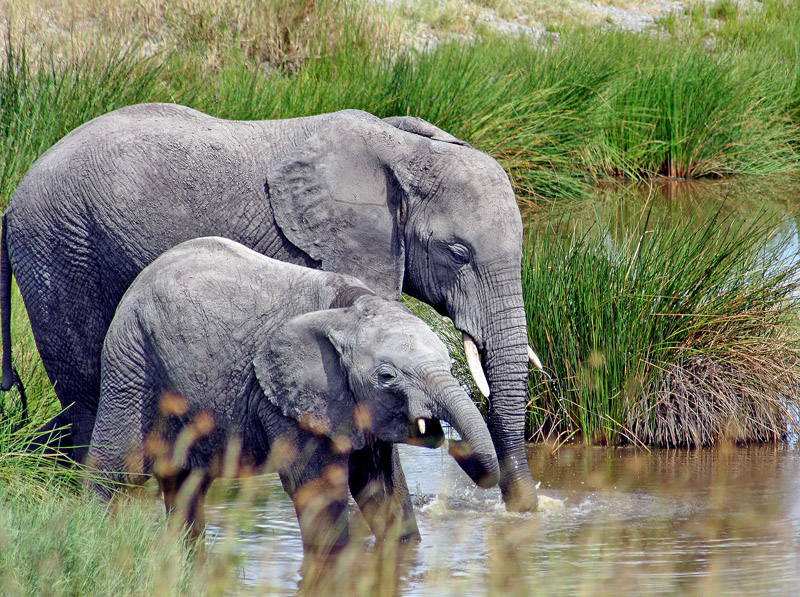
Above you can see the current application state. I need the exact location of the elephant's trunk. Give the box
[478,265,538,511]
[429,376,500,489]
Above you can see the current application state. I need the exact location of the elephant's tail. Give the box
[1,214,26,419]
[1,214,13,390]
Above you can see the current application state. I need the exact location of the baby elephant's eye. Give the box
[449,243,470,266]
[374,365,398,387]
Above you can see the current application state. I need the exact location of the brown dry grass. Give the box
[0,0,730,66]
[628,324,800,448]
[0,0,385,72]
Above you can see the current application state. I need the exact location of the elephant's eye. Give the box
[449,243,471,266]
[374,365,399,387]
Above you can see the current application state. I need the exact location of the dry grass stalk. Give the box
[628,333,800,447]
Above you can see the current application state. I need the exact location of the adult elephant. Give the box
[1,103,540,515]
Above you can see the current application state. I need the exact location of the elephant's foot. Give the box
[500,474,539,513]
[158,469,212,549]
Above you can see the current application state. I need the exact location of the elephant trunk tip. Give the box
[447,439,500,489]
[476,467,501,489]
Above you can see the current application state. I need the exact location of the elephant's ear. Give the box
[383,116,471,147]
[267,116,407,300]
[253,310,366,450]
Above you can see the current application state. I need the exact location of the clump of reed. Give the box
[523,208,800,447]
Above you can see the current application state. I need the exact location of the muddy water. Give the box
[197,441,800,594]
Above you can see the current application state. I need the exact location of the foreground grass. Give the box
[523,208,800,446]
[0,375,197,595]
[0,483,197,596]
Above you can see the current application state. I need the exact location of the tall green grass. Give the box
[523,209,800,446]
[718,0,800,126]
[583,33,798,178]
[378,36,611,201]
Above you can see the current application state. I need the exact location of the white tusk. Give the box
[462,333,490,398]
[417,418,426,435]
[528,345,544,371]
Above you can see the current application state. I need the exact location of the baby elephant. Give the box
[88,237,499,551]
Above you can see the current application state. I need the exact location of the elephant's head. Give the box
[267,111,537,509]
[253,295,500,489]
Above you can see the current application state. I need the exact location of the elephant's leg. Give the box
[66,400,105,463]
[25,411,74,460]
[20,326,103,463]
[279,440,351,555]
[21,312,108,462]
[28,399,100,464]
[159,469,212,544]
[348,439,420,543]
[160,469,188,514]
[11,227,129,464]
[88,410,149,502]
[89,331,157,499]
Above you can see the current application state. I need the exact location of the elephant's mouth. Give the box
[405,417,444,448]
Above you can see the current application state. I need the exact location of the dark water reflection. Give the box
[197,442,800,595]
[526,175,800,229]
[525,177,800,266]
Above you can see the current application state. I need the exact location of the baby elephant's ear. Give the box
[253,311,366,451]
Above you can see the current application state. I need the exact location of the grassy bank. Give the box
[1,0,799,208]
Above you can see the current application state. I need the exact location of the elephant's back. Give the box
[121,237,373,339]
[6,103,278,225]
[10,102,326,184]
[5,103,315,321]
[107,237,372,428]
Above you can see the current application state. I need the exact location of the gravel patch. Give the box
[586,1,686,33]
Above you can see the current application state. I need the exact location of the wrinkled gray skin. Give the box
[89,237,499,549]
[2,103,536,513]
